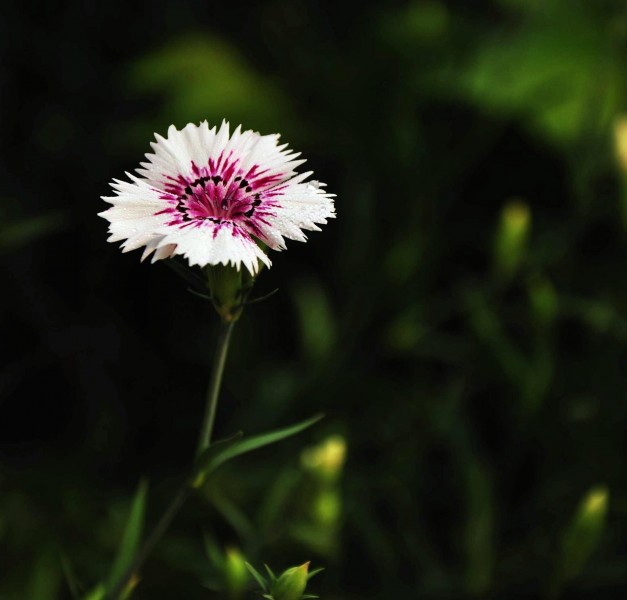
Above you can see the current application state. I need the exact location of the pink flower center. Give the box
[166,173,261,225]
[155,156,286,239]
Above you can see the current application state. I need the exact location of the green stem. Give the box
[196,318,236,458]
[107,317,236,599]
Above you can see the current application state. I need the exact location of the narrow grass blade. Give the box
[106,480,148,594]
[245,562,268,592]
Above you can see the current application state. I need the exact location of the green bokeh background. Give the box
[3,0,627,598]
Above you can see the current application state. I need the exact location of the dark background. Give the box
[3,0,627,598]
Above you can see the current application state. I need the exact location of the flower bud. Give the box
[493,198,531,282]
[270,562,310,600]
[224,547,248,600]
[614,116,627,172]
[301,435,346,483]
[206,264,245,322]
[559,485,609,583]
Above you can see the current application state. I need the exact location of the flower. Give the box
[100,121,335,274]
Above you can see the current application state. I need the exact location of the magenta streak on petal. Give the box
[153,159,290,238]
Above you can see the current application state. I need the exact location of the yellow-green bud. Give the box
[301,435,346,482]
[270,562,310,600]
[614,116,627,172]
[559,486,609,583]
[493,198,531,282]
[224,547,248,600]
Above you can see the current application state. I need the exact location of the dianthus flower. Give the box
[100,121,335,274]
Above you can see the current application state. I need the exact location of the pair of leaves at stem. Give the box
[82,413,323,600]
[246,562,322,600]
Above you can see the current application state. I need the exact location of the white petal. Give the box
[262,180,335,244]
[99,178,171,251]
[157,222,271,275]
[141,236,167,261]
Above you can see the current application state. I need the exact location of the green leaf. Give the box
[245,562,268,592]
[193,431,244,487]
[28,550,62,600]
[292,278,337,362]
[463,460,494,595]
[203,532,225,568]
[209,491,255,541]
[204,414,324,475]
[83,584,106,600]
[105,480,148,594]
[307,568,324,581]
[264,564,277,583]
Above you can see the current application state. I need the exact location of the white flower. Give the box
[100,121,335,274]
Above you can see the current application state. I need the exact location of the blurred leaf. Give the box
[381,0,449,47]
[203,532,225,569]
[202,414,324,475]
[0,210,67,254]
[464,461,494,595]
[208,490,255,542]
[384,307,424,352]
[307,568,324,581]
[105,480,148,595]
[265,564,277,582]
[528,276,559,325]
[383,234,423,285]
[292,278,337,362]
[27,550,62,600]
[561,296,627,340]
[245,562,269,592]
[453,9,622,145]
[83,585,106,600]
[258,468,301,533]
[129,35,292,137]
[465,288,528,383]
[193,431,244,487]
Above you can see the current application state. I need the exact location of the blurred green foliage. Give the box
[454,0,623,146]
[4,0,627,598]
[127,35,294,146]
[0,204,67,256]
